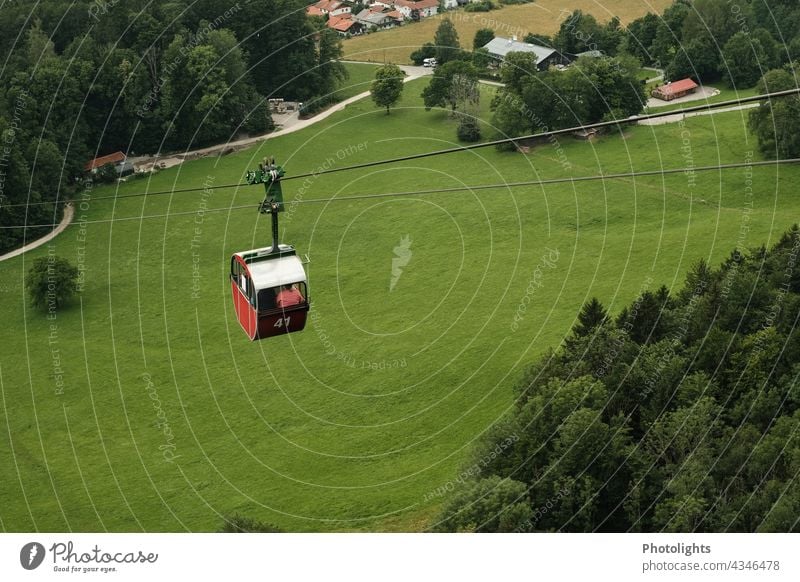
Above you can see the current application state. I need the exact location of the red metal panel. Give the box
[231,279,257,340]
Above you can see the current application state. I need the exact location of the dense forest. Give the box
[0,0,346,253]
[623,0,800,85]
[436,227,800,532]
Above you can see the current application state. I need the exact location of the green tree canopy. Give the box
[26,256,79,311]
[421,61,478,112]
[371,64,405,114]
[720,31,768,88]
[573,297,608,337]
[473,28,495,50]
[410,42,436,66]
[749,68,800,159]
[666,35,721,82]
[681,0,751,48]
[434,19,461,64]
[435,476,532,532]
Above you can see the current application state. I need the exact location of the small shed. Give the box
[651,78,698,101]
[84,151,126,173]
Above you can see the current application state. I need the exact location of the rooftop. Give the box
[394,0,439,9]
[656,78,699,96]
[483,37,556,64]
[84,151,126,172]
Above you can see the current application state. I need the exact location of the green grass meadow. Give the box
[1,78,797,532]
[333,62,381,101]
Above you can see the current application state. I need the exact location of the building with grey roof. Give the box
[482,37,572,71]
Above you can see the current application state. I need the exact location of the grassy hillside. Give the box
[0,78,796,532]
[343,0,674,64]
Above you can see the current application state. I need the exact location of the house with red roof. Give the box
[385,9,404,23]
[84,151,132,176]
[651,78,699,101]
[327,14,363,35]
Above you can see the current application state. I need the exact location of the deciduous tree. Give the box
[371,64,404,114]
[26,256,79,311]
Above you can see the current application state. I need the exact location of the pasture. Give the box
[0,77,796,532]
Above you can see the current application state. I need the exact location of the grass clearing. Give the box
[333,62,382,101]
[0,77,796,532]
[301,62,380,112]
[343,1,673,64]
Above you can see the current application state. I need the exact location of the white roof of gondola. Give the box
[236,245,306,289]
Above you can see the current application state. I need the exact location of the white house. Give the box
[309,0,352,17]
[354,8,396,29]
[393,0,439,19]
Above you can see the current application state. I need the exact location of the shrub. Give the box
[26,255,79,311]
[457,115,482,142]
[218,514,284,533]
[464,1,494,13]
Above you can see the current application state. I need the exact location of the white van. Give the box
[423,58,437,68]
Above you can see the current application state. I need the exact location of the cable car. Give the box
[231,158,309,341]
[230,245,309,340]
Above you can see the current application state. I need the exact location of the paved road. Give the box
[0,203,74,262]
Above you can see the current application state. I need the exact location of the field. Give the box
[1,76,798,532]
[333,63,382,101]
[304,62,381,110]
[343,0,674,65]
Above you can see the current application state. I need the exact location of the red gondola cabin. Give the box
[230,244,309,340]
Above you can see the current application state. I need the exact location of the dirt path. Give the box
[0,203,74,262]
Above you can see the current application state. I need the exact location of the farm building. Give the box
[84,151,133,176]
[483,37,572,71]
[651,78,698,101]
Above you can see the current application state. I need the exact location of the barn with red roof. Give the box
[651,78,699,101]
